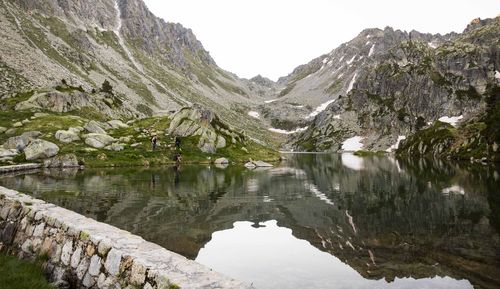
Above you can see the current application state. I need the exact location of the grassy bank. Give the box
[0,110,280,168]
[0,252,53,289]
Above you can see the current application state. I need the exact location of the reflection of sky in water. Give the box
[196,220,473,289]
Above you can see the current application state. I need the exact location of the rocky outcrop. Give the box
[168,105,245,154]
[24,139,60,160]
[287,17,500,155]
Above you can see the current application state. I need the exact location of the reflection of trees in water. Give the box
[0,156,499,287]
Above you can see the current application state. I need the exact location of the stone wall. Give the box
[0,186,251,289]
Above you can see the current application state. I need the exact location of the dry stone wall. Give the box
[0,186,251,289]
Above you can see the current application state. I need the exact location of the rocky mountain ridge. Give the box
[276,16,499,161]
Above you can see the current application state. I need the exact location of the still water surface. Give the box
[1,154,499,289]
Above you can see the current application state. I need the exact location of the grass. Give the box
[0,253,53,289]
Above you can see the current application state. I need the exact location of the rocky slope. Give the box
[278,17,499,159]
[0,0,277,144]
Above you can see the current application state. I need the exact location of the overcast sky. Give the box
[143,0,498,81]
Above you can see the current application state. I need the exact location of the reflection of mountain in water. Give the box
[0,155,499,288]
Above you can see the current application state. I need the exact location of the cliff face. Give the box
[282,18,499,156]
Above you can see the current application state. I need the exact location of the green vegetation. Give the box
[0,252,54,289]
[353,150,387,157]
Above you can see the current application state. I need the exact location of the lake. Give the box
[1,153,499,289]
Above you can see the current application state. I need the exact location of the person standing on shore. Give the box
[151,135,158,151]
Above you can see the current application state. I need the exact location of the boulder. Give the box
[84,134,116,149]
[245,160,273,168]
[214,158,229,165]
[13,122,23,127]
[244,162,256,169]
[107,120,129,129]
[216,135,227,149]
[0,148,18,158]
[24,139,59,160]
[55,130,80,144]
[105,143,125,151]
[130,143,141,148]
[43,154,79,168]
[3,131,42,150]
[0,127,6,134]
[84,121,107,134]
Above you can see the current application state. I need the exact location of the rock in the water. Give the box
[43,154,79,168]
[84,134,116,149]
[244,162,256,168]
[245,160,273,168]
[107,120,129,129]
[3,131,42,150]
[0,148,19,158]
[25,139,59,160]
[214,158,229,164]
[55,130,81,143]
[84,121,107,134]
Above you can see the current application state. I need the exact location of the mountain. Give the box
[266,17,499,161]
[0,0,276,143]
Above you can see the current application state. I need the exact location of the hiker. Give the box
[175,136,181,150]
[151,135,158,151]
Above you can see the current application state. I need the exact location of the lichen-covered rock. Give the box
[0,148,18,158]
[3,131,42,150]
[107,120,129,129]
[55,130,80,143]
[24,139,59,160]
[84,134,116,149]
[105,143,125,152]
[43,154,79,168]
[84,121,107,135]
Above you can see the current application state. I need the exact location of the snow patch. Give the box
[341,136,364,151]
[438,115,463,127]
[248,111,260,119]
[114,0,142,72]
[442,185,465,195]
[368,44,375,57]
[333,115,341,120]
[386,135,406,152]
[366,35,372,39]
[322,58,329,64]
[346,55,356,65]
[341,153,364,170]
[495,70,500,79]
[264,99,278,104]
[306,99,336,119]
[428,42,437,49]
[268,127,308,135]
[347,73,357,94]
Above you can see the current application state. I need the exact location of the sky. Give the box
[143,0,499,81]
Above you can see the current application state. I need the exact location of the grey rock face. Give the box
[24,139,60,160]
[55,130,81,144]
[168,105,244,154]
[43,154,79,168]
[84,121,107,135]
[3,131,42,150]
[84,134,116,149]
[286,18,499,153]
